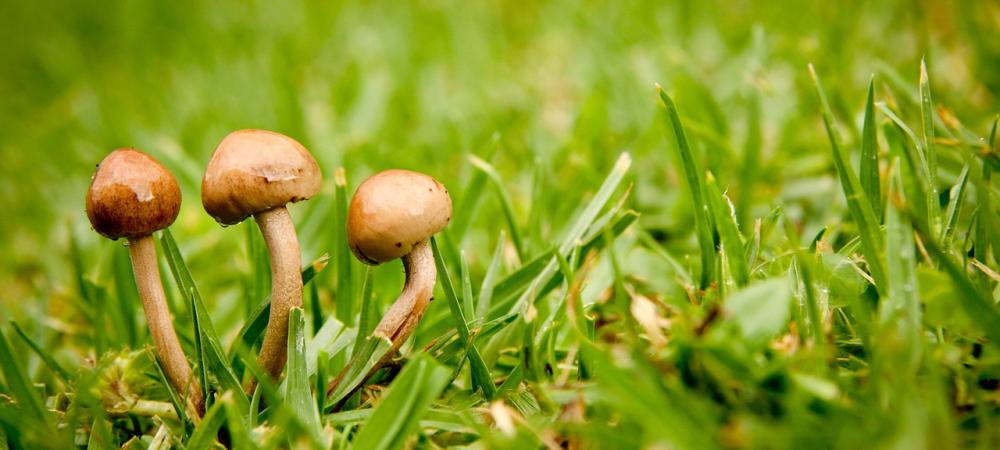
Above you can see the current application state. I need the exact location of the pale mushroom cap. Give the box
[201,129,321,225]
[86,148,181,240]
[347,170,452,264]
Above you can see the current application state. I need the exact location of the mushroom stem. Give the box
[326,240,435,398]
[127,235,205,416]
[374,240,435,348]
[248,206,303,392]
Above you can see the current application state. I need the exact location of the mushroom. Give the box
[201,129,321,391]
[347,169,452,370]
[86,148,204,416]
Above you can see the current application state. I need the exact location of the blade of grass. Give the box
[913,221,1000,347]
[511,152,632,314]
[468,154,526,262]
[451,134,500,240]
[285,308,323,443]
[919,59,938,190]
[230,256,328,363]
[221,392,251,450]
[860,77,882,220]
[185,399,226,449]
[737,88,762,232]
[879,103,940,235]
[477,231,506,318]
[809,65,887,296]
[432,238,496,399]
[941,163,970,245]
[304,316,352,379]
[705,171,749,287]
[883,159,922,370]
[246,220,270,318]
[149,350,191,432]
[460,251,476,320]
[334,167,355,325]
[0,327,46,420]
[159,230,249,412]
[353,267,377,355]
[658,86,716,289]
[111,246,138,346]
[10,321,72,382]
[977,119,999,267]
[188,288,211,411]
[351,354,451,450]
[325,336,393,408]
[483,209,637,321]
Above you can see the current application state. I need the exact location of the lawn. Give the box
[1,0,999,448]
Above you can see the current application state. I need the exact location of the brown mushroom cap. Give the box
[347,169,452,264]
[201,129,322,225]
[86,149,182,240]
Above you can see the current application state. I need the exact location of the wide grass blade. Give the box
[658,86,716,289]
[882,160,922,369]
[351,354,451,450]
[285,308,324,443]
[809,65,887,296]
[723,277,793,345]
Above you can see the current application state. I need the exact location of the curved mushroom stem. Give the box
[326,240,435,398]
[247,206,303,393]
[373,240,436,347]
[127,235,205,416]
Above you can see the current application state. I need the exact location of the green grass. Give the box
[2,0,1000,448]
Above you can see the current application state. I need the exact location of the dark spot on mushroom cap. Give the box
[395,242,402,248]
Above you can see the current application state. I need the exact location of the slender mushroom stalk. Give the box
[201,129,321,392]
[86,148,204,416]
[328,170,451,394]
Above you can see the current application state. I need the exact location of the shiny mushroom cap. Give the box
[347,170,452,264]
[201,129,322,225]
[86,148,182,240]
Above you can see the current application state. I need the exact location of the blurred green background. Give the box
[1,0,998,375]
